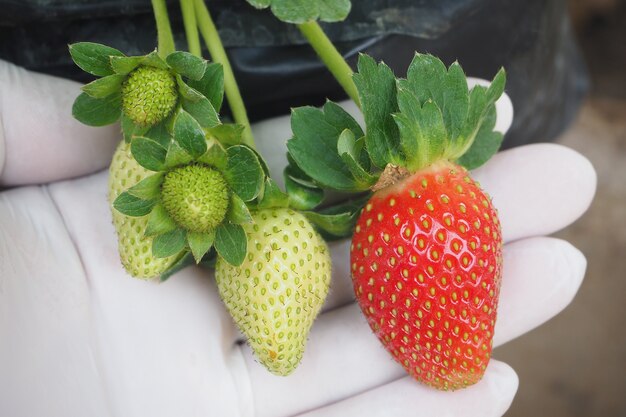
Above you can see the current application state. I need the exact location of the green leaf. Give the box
[207,124,245,146]
[257,178,290,209]
[164,140,195,169]
[69,42,124,77]
[182,96,220,128]
[287,102,365,191]
[227,194,254,224]
[224,145,264,201]
[457,104,503,170]
[121,114,149,143]
[152,228,187,258]
[214,223,247,266]
[187,231,215,263]
[198,139,228,171]
[110,55,143,74]
[131,137,168,171]
[285,175,324,211]
[113,192,156,217]
[304,211,354,238]
[173,110,208,157]
[336,129,377,189]
[81,74,125,98]
[141,51,169,69]
[126,173,164,200]
[246,0,351,23]
[187,63,225,111]
[160,252,195,282]
[353,54,402,168]
[72,92,121,126]
[166,51,207,81]
[145,204,178,237]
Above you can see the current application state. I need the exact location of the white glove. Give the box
[0,60,596,417]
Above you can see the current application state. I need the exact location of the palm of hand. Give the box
[0,61,595,417]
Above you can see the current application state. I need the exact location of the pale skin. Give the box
[0,59,596,417]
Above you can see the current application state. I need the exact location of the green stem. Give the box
[297,21,360,107]
[194,0,255,148]
[151,0,176,58]
[180,0,202,57]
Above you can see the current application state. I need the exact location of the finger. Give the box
[493,237,586,346]
[473,143,596,243]
[296,360,518,417]
[0,60,119,186]
[241,235,585,417]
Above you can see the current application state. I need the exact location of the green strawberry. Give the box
[108,141,182,278]
[215,208,331,375]
[121,66,178,126]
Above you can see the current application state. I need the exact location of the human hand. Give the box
[0,60,595,417]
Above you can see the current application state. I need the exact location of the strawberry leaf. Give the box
[69,42,124,77]
[72,92,121,126]
[152,228,187,258]
[144,204,178,237]
[187,231,215,263]
[113,192,156,217]
[187,63,225,111]
[227,194,254,224]
[215,223,247,266]
[285,175,324,211]
[246,0,350,24]
[131,137,168,171]
[287,102,366,191]
[304,211,354,238]
[224,145,264,201]
[353,54,402,169]
[166,51,207,81]
[81,74,125,98]
[173,110,208,157]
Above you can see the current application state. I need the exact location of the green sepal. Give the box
[182,96,220,128]
[121,114,149,143]
[110,55,143,75]
[173,110,208,157]
[187,62,224,111]
[256,178,290,209]
[152,228,187,258]
[187,230,215,263]
[176,75,205,102]
[337,129,377,189]
[131,136,168,171]
[285,175,324,211]
[166,51,207,81]
[214,223,247,267]
[141,51,169,69]
[68,42,124,77]
[113,192,156,217]
[304,211,354,238]
[287,101,366,191]
[160,252,194,282]
[81,74,125,98]
[164,140,195,169]
[198,139,228,171]
[144,123,172,148]
[353,54,402,168]
[207,124,245,146]
[227,194,254,224]
[72,92,121,127]
[457,104,503,170]
[284,154,318,189]
[246,0,351,23]
[144,204,178,237]
[224,145,264,201]
[126,173,164,200]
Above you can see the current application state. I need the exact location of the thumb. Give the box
[0,60,120,186]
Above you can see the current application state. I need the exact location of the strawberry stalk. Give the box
[180,0,202,57]
[297,21,360,107]
[194,0,256,148]
[151,0,176,58]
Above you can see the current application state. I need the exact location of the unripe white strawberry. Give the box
[108,141,180,278]
[215,208,331,375]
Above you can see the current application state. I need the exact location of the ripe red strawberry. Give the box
[351,161,503,390]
